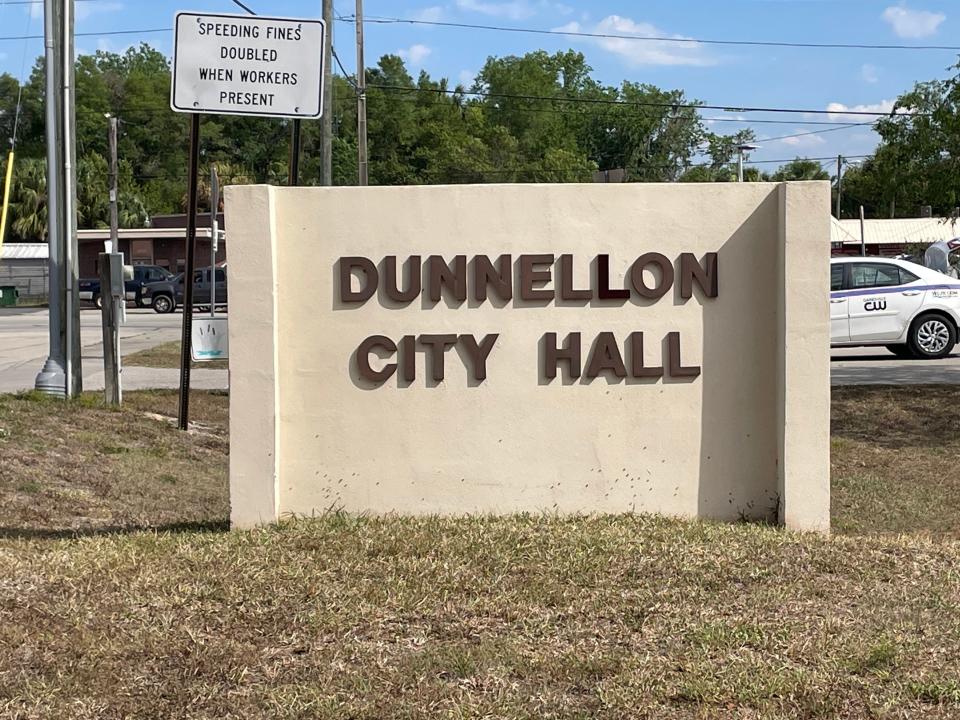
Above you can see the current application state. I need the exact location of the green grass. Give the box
[0,386,959,718]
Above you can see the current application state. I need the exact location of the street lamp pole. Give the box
[736,143,759,183]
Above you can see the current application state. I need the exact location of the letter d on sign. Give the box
[340,257,378,303]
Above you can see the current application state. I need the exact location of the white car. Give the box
[831,257,960,359]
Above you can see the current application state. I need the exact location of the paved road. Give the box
[0,307,228,393]
[2,308,958,391]
[830,346,960,385]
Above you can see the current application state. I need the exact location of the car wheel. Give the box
[153,295,174,314]
[885,344,913,359]
[908,314,956,359]
[93,294,102,309]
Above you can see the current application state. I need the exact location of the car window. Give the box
[850,263,902,289]
[831,264,844,291]
[194,270,204,284]
[899,268,920,284]
[215,269,226,283]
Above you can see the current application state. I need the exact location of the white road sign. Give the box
[171,11,325,118]
[192,316,229,362]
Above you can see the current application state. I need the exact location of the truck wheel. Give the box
[908,314,956,359]
[153,295,174,314]
[93,294,102,309]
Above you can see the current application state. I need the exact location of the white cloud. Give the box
[455,0,573,20]
[398,43,432,66]
[30,1,122,20]
[458,69,476,88]
[411,6,445,23]
[779,133,827,147]
[881,5,945,38]
[456,0,537,20]
[861,64,879,84]
[553,15,715,67]
[826,99,896,120]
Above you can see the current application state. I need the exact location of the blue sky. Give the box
[1,0,957,169]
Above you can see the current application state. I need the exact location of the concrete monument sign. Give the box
[225,182,830,531]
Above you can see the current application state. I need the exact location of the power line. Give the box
[10,0,32,149]
[331,46,357,88]
[0,27,168,42]
[341,14,960,53]
[759,122,874,143]
[368,83,925,118]
[228,0,256,14]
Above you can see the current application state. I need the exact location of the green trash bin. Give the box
[0,286,18,307]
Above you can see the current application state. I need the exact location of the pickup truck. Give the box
[79,264,174,308]
[141,265,228,314]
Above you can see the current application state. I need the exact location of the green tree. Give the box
[843,65,960,217]
[8,157,47,242]
[772,158,830,181]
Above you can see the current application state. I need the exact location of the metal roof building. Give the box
[831,217,960,254]
[0,243,50,302]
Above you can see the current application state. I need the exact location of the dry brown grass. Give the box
[832,385,960,539]
[1,516,959,719]
[124,340,229,370]
[0,390,228,536]
[0,387,958,719]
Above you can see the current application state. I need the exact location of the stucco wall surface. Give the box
[225,182,830,530]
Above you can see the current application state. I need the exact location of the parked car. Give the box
[79,264,174,308]
[831,256,960,359]
[142,265,228,314]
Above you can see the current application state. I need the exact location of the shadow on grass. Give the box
[0,519,230,541]
[831,384,960,449]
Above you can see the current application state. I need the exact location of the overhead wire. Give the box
[10,0,33,149]
[368,83,923,118]
[0,5,899,180]
[341,14,960,53]
[0,27,168,42]
[228,0,256,14]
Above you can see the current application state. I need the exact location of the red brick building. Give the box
[78,213,225,277]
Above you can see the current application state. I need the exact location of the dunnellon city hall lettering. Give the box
[340,253,718,385]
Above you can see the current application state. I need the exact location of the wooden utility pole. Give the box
[100,114,122,405]
[355,0,368,186]
[108,116,118,252]
[320,0,333,185]
[835,154,843,220]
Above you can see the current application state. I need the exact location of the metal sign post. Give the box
[210,165,219,318]
[170,10,326,429]
[177,113,201,430]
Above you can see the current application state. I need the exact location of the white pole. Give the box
[210,165,219,318]
[62,0,80,396]
[35,0,66,396]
